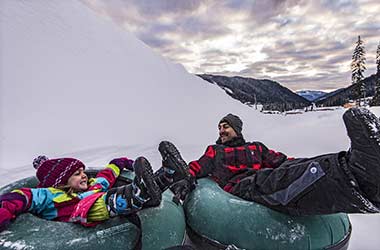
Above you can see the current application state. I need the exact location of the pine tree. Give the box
[377,41,380,77]
[374,42,380,96]
[370,42,380,106]
[351,36,366,104]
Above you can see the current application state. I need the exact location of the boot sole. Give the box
[344,107,380,158]
[158,141,191,179]
[134,157,162,206]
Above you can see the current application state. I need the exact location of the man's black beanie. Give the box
[219,113,243,136]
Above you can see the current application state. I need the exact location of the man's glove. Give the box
[110,157,134,171]
[170,177,196,204]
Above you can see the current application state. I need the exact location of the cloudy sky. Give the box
[82,0,380,92]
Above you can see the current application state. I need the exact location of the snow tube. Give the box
[0,170,186,250]
[184,178,351,250]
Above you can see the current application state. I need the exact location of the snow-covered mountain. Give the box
[199,74,311,109]
[296,90,327,102]
[1,1,380,249]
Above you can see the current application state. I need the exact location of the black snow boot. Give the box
[105,157,162,216]
[132,156,162,207]
[154,141,191,191]
[343,107,380,203]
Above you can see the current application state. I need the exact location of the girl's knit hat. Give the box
[33,155,85,188]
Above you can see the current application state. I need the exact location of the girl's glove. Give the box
[0,192,28,232]
[105,184,147,217]
[109,157,134,171]
[0,207,13,232]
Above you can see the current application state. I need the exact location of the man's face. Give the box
[218,122,238,143]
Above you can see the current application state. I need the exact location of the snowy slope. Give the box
[1,1,380,250]
[0,0,251,174]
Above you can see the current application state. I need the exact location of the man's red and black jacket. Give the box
[189,141,292,192]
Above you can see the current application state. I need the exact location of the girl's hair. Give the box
[56,184,76,196]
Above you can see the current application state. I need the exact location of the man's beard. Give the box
[216,134,246,146]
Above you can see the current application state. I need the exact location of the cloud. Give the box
[320,0,357,12]
[82,0,380,91]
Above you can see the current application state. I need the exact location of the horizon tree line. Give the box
[351,36,380,106]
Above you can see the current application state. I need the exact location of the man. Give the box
[160,107,380,216]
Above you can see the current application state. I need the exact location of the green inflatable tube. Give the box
[184,178,351,250]
[0,170,186,250]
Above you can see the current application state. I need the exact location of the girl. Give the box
[0,141,190,231]
[0,155,162,230]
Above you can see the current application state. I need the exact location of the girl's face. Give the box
[67,167,88,192]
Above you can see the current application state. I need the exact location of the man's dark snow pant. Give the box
[231,152,380,216]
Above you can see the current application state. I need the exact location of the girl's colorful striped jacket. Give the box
[0,163,124,230]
